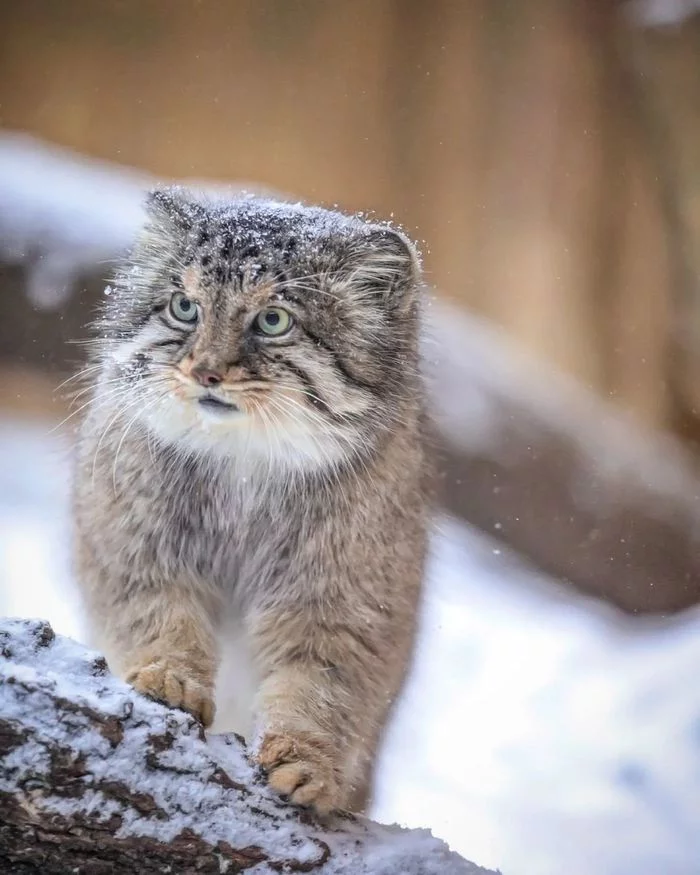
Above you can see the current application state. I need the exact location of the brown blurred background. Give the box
[3,0,700,614]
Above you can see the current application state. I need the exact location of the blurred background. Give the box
[2,2,700,874]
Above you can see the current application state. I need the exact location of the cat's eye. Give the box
[169,292,198,323]
[255,307,293,336]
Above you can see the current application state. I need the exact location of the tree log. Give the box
[428,305,700,613]
[0,618,491,875]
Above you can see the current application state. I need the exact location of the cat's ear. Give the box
[342,225,421,312]
[144,186,202,233]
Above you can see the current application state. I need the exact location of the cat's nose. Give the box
[191,365,223,387]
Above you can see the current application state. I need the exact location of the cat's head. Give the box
[96,187,422,472]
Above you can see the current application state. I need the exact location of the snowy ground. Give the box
[1,417,699,875]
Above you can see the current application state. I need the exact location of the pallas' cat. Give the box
[73,188,429,814]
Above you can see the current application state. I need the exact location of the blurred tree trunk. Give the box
[621,13,700,447]
[388,0,674,433]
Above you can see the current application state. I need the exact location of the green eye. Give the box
[255,307,293,336]
[169,291,198,323]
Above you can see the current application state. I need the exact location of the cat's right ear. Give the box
[339,225,422,317]
[145,186,202,233]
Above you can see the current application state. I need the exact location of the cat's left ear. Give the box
[145,186,204,234]
[345,226,422,313]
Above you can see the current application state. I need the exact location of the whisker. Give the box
[254,398,276,484]
[89,377,172,484]
[66,375,138,405]
[53,364,105,394]
[48,383,140,435]
[90,391,151,485]
[266,394,355,498]
[112,392,164,493]
[269,391,379,507]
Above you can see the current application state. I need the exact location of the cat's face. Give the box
[98,189,421,473]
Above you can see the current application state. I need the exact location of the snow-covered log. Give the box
[0,618,492,875]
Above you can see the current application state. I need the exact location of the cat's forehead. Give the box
[187,199,363,263]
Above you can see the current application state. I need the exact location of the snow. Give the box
[0,616,490,874]
[2,419,700,875]
[375,523,700,875]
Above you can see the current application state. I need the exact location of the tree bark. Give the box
[0,618,490,875]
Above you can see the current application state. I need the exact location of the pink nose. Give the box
[191,366,223,387]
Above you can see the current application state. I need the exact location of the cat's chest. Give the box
[158,467,294,590]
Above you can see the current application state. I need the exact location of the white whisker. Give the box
[112,391,164,494]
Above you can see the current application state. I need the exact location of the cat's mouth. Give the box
[197,394,240,414]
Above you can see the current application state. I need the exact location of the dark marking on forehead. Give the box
[182,226,211,266]
[194,226,211,248]
[215,232,235,285]
[240,243,261,260]
[244,261,268,286]
[219,231,235,262]
[266,267,291,301]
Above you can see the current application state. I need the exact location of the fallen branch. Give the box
[0,618,493,875]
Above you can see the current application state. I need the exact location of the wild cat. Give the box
[72,188,429,814]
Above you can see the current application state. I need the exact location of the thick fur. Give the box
[72,188,429,815]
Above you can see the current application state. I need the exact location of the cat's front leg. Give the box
[90,584,220,727]
[254,664,345,813]
[249,602,400,815]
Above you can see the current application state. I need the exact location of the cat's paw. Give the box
[126,659,215,727]
[256,731,341,815]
